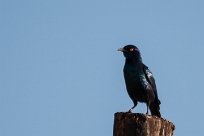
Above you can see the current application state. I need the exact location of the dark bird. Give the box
[118,45,161,117]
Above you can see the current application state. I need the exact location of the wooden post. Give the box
[113,112,175,136]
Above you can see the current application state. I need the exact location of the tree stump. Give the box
[113,112,175,136]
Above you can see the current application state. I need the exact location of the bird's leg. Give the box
[146,103,149,115]
[128,102,138,113]
[128,105,135,113]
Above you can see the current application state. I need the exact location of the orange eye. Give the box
[130,48,134,52]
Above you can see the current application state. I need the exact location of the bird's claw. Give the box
[145,111,149,116]
[128,109,133,113]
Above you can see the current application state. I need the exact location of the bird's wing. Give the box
[143,64,161,117]
[143,64,160,103]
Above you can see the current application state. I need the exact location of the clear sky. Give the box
[1,0,204,136]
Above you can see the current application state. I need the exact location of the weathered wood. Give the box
[113,112,175,136]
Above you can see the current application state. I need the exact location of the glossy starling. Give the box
[118,45,161,117]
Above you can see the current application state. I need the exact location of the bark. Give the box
[113,112,175,136]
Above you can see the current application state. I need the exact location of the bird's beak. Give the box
[117,48,125,52]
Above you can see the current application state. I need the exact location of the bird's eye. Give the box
[129,48,134,52]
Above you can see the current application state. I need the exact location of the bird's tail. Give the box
[149,99,161,117]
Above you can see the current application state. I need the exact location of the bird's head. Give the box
[118,45,141,60]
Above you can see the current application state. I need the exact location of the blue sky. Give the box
[1,0,204,136]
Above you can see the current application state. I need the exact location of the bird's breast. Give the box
[123,66,149,102]
[123,66,142,82]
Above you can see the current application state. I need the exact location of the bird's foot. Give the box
[128,109,133,113]
[145,111,150,116]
